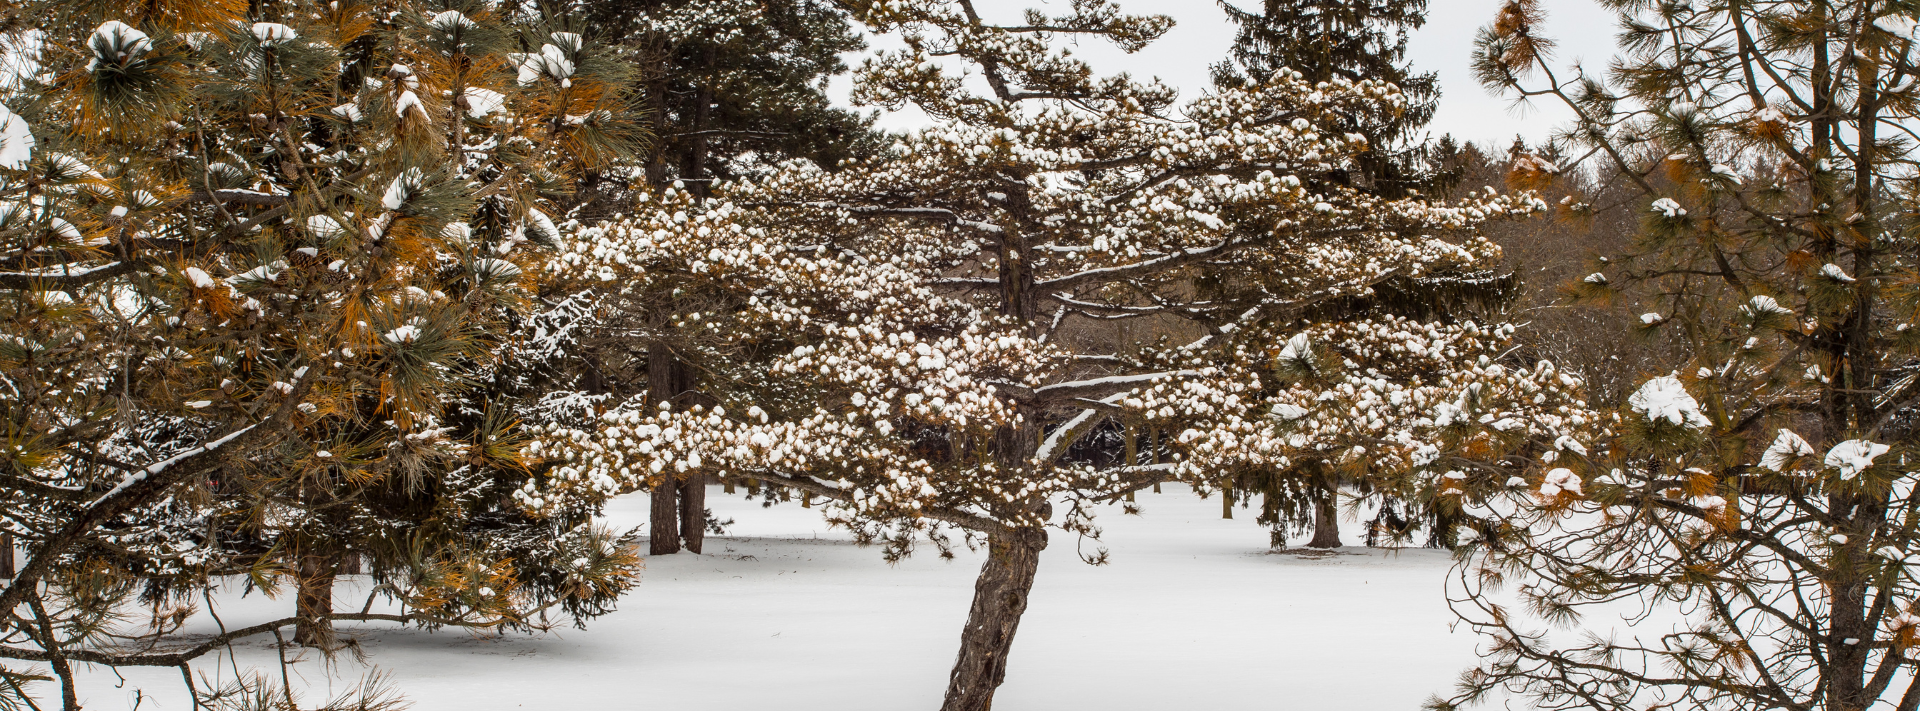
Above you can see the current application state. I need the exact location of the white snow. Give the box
[86,21,149,72]
[394,90,426,120]
[1276,332,1313,366]
[1539,467,1581,497]
[428,10,475,31]
[1650,197,1687,217]
[308,214,345,238]
[87,424,259,507]
[1271,402,1309,421]
[1742,294,1791,318]
[251,22,298,46]
[70,486,1481,711]
[1826,439,1890,480]
[472,257,522,280]
[0,103,32,170]
[1877,13,1919,38]
[183,266,216,289]
[463,87,506,118]
[383,168,422,209]
[1759,429,1816,471]
[1640,312,1662,325]
[511,44,576,86]
[1822,263,1856,283]
[1628,375,1710,429]
[383,324,421,344]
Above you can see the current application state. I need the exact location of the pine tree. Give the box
[1433,2,1920,709]
[546,0,878,555]
[517,1,1580,708]
[0,0,642,704]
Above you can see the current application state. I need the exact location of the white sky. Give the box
[831,0,1625,148]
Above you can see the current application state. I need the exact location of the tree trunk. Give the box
[941,528,1046,711]
[650,479,681,555]
[1307,486,1342,549]
[0,533,13,578]
[648,339,686,555]
[679,473,705,554]
[293,552,338,647]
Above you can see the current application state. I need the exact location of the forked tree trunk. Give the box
[650,480,681,555]
[679,473,705,554]
[1306,486,1342,549]
[941,528,1046,711]
[293,552,338,647]
[648,340,687,555]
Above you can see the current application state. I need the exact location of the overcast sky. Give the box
[830,0,1625,148]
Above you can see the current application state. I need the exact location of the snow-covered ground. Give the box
[73,485,1481,710]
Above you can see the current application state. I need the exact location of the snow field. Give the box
[74,485,1480,710]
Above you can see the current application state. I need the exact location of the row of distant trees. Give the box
[4,1,1916,710]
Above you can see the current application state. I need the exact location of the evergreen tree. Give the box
[1434,1,1920,709]
[555,0,879,555]
[517,1,1581,707]
[1215,0,1505,550]
[0,0,643,705]
[1215,0,1438,198]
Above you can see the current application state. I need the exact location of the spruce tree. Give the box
[1215,0,1505,550]
[1215,0,1438,198]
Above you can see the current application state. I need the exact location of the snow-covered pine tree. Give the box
[1215,0,1499,550]
[554,0,880,555]
[1430,2,1920,709]
[0,0,641,703]
[518,1,1584,708]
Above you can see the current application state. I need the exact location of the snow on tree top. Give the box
[1628,375,1709,429]
[1825,439,1890,480]
[251,22,298,46]
[86,21,149,72]
[1650,197,1687,217]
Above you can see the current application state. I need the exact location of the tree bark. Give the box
[650,479,681,555]
[1306,486,1342,549]
[648,340,686,555]
[941,527,1046,711]
[679,473,705,554]
[293,552,338,647]
[0,533,13,578]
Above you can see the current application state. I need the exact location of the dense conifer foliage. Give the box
[1431,1,1920,709]
[513,1,1585,708]
[0,0,646,705]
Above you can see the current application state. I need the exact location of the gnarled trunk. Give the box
[941,527,1046,711]
[1307,486,1341,549]
[293,552,338,647]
